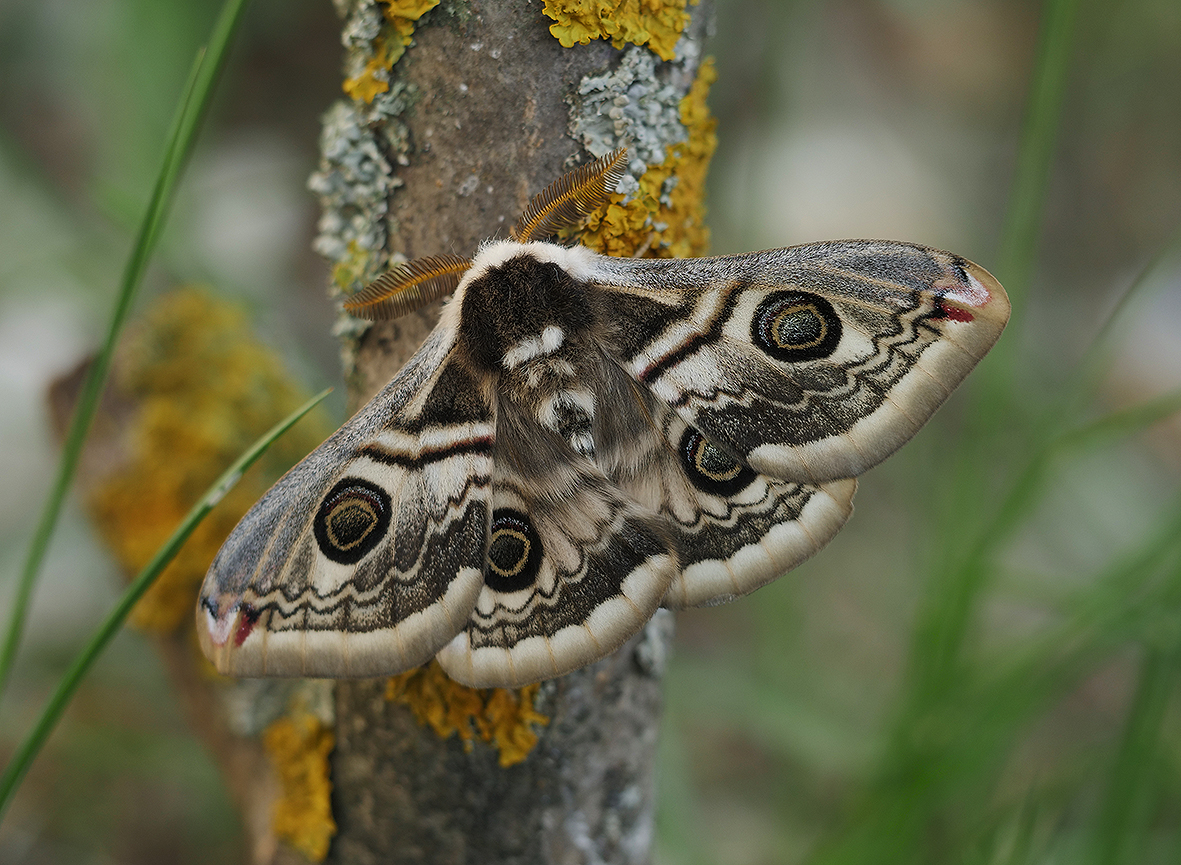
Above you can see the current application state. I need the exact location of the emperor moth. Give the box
[197,150,1009,687]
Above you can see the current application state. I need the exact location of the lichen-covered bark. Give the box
[313,1,713,862]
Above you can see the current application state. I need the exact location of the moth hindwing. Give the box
[198,150,1010,687]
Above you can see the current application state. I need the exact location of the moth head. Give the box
[456,246,597,371]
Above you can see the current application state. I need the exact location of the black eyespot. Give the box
[485,509,543,593]
[313,478,392,565]
[679,427,757,497]
[751,291,841,362]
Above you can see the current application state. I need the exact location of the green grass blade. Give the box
[808,500,1181,865]
[994,0,1081,310]
[922,0,1085,625]
[971,0,1082,428]
[808,3,1098,857]
[1090,643,1178,865]
[1057,388,1181,452]
[969,387,1181,563]
[0,51,203,699]
[1064,222,1181,414]
[0,387,330,823]
[0,0,252,698]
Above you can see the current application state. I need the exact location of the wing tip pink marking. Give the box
[233,605,260,647]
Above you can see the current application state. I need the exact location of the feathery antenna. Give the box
[510,148,629,242]
[344,254,473,320]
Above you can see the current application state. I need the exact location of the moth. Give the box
[197,149,1009,687]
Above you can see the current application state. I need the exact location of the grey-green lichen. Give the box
[633,608,675,677]
[308,0,429,377]
[568,36,704,202]
[562,6,716,261]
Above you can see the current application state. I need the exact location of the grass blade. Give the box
[0,387,330,822]
[807,3,1089,859]
[971,0,1082,428]
[994,0,1082,310]
[0,0,252,698]
[1090,645,1177,865]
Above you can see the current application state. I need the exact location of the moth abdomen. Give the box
[539,388,597,457]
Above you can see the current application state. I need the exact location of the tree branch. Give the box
[307,1,715,862]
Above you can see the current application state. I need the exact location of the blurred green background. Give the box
[1,0,1180,863]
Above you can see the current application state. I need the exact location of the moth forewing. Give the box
[593,242,1009,485]
[197,330,494,678]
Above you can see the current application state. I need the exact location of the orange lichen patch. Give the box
[542,0,691,62]
[343,0,440,103]
[385,662,485,741]
[343,36,398,103]
[481,684,550,767]
[380,0,439,22]
[86,288,329,631]
[386,662,549,768]
[263,712,337,862]
[575,57,718,259]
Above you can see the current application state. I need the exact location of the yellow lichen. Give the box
[87,288,330,631]
[542,0,691,62]
[385,662,549,768]
[263,712,337,861]
[343,37,398,103]
[381,0,439,20]
[480,684,550,767]
[574,57,717,259]
[343,0,440,103]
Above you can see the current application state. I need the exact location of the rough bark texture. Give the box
[331,615,674,865]
[324,3,699,862]
[320,2,710,863]
[345,2,624,397]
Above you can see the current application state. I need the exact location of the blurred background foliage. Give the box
[0,0,1179,863]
